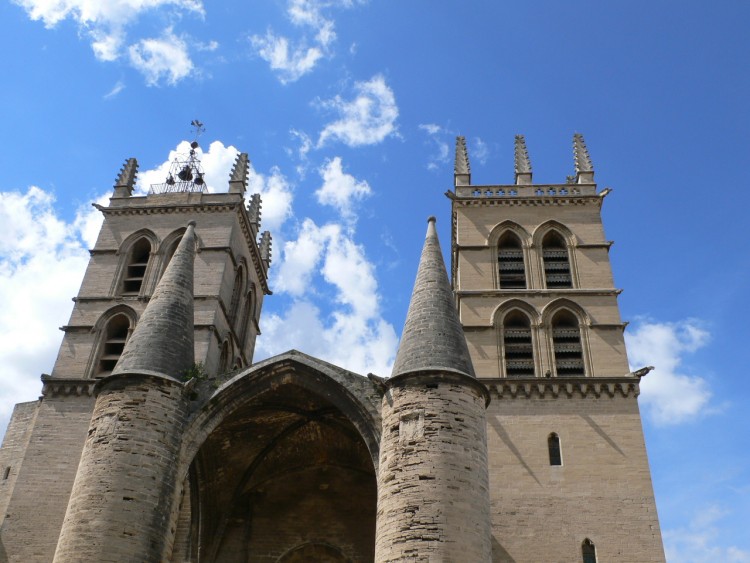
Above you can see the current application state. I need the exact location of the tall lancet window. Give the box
[542,231,572,288]
[548,433,562,465]
[228,266,244,328]
[582,539,597,563]
[96,314,131,377]
[503,311,535,377]
[498,232,526,289]
[551,311,585,377]
[122,238,151,294]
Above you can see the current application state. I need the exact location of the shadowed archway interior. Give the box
[173,383,376,562]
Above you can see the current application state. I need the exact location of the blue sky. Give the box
[1,1,749,560]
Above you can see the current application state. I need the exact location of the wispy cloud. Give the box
[12,0,204,84]
[664,504,750,562]
[626,318,714,425]
[419,123,451,171]
[250,0,359,83]
[317,74,399,147]
[103,80,125,99]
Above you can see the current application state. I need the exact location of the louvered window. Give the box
[503,311,535,377]
[552,311,585,377]
[122,238,151,294]
[542,231,572,288]
[498,233,526,289]
[548,433,562,465]
[582,539,597,563]
[96,314,130,377]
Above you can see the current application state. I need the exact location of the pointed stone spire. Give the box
[247,193,262,229]
[391,217,475,378]
[112,222,197,380]
[112,158,138,198]
[514,134,533,185]
[454,136,471,186]
[259,230,272,269]
[228,152,249,195]
[573,133,595,183]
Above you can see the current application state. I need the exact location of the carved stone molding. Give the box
[41,376,97,398]
[482,376,639,400]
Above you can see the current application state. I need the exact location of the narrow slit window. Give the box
[548,433,562,465]
[122,238,151,294]
[498,233,526,289]
[503,311,535,377]
[582,539,597,563]
[96,314,131,377]
[542,231,572,288]
[552,311,585,377]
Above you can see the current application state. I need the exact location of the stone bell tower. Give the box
[0,141,272,562]
[449,135,665,561]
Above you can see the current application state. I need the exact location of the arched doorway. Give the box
[173,355,380,563]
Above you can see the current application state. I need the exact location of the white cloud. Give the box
[0,187,92,437]
[625,318,713,425]
[104,80,125,99]
[257,218,397,377]
[472,136,489,165]
[664,505,750,562]
[14,0,204,83]
[248,164,295,234]
[128,29,194,86]
[419,123,450,171]
[315,157,371,220]
[251,30,325,84]
[250,0,360,83]
[317,74,399,147]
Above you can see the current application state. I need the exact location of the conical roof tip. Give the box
[112,222,197,380]
[391,217,476,378]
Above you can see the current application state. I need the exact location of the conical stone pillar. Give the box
[375,217,491,562]
[54,223,198,563]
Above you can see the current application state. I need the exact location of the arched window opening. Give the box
[96,314,131,377]
[548,433,562,465]
[552,311,585,377]
[542,231,572,288]
[122,238,151,294]
[503,311,534,377]
[218,341,230,374]
[239,288,255,348]
[498,232,526,289]
[228,267,244,328]
[582,539,597,563]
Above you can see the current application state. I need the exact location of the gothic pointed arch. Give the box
[227,260,247,329]
[542,300,590,377]
[492,301,540,378]
[112,229,158,296]
[176,351,383,562]
[238,281,258,349]
[87,305,138,378]
[533,220,578,289]
[151,227,186,291]
[489,221,531,289]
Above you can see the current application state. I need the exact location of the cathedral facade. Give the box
[0,136,665,562]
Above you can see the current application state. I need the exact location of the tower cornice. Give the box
[483,376,641,399]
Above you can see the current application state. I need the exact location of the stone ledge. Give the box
[41,375,97,397]
[481,376,640,399]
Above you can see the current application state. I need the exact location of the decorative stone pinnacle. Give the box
[514,135,532,174]
[112,223,196,380]
[391,217,476,379]
[113,158,138,197]
[247,193,262,228]
[573,133,594,174]
[259,230,272,268]
[454,136,471,176]
[228,152,249,195]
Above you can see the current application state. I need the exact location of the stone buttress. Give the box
[53,223,198,563]
[375,217,492,562]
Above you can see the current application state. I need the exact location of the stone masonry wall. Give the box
[54,375,187,563]
[0,395,94,562]
[486,390,665,562]
[375,374,491,562]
